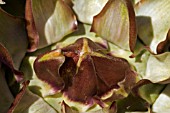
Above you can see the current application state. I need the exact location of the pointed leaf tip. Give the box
[157,29,170,54]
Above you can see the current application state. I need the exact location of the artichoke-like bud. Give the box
[34,38,137,112]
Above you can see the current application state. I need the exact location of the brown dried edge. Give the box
[157,29,170,54]
[125,0,137,52]
[91,0,137,52]
[7,81,30,113]
[25,0,39,52]
[0,43,24,82]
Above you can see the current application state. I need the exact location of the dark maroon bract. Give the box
[34,38,137,111]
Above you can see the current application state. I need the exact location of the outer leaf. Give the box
[133,50,150,79]
[0,64,14,113]
[135,0,170,54]
[44,93,63,113]
[117,93,149,113]
[157,29,170,54]
[144,52,170,83]
[152,84,170,113]
[0,44,24,82]
[91,0,137,52]
[8,85,57,113]
[0,8,28,69]
[0,9,27,109]
[29,0,77,49]
[8,81,29,113]
[72,0,108,24]
[133,80,166,105]
[138,83,165,104]
[25,0,39,52]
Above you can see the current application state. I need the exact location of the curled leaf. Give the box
[91,0,137,52]
[25,0,39,52]
[0,8,28,69]
[8,81,29,113]
[132,79,166,105]
[135,0,170,54]
[8,81,57,113]
[27,0,78,49]
[0,44,23,82]
[157,29,170,54]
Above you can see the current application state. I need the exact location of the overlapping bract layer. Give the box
[2,0,170,112]
[25,0,78,51]
[34,38,137,112]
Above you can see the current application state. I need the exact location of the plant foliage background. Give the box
[0,0,170,113]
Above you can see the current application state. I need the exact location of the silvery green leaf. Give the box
[138,83,166,104]
[10,88,57,113]
[135,0,170,54]
[144,52,170,83]
[152,84,170,113]
[91,0,137,52]
[72,0,108,24]
[26,0,77,51]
